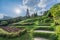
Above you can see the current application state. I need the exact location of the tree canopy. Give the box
[50,3,60,24]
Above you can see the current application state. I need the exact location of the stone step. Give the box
[34,30,55,33]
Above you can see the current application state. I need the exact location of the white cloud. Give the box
[18,5,36,15]
[23,0,28,5]
[23,0,39,15]
[22,0,57,16]
[23,0,49,14]
[23,0,40,7]
[38,0,47,8]
[19,5,28,11]
[38,0,56,11]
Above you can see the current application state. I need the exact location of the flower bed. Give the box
[0,27,26,38]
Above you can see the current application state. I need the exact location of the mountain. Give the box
[3,16,12,20]
[0,16,12,20]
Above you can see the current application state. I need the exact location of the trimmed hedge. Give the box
[33,32,54,38]
[35,27,54,31]
[33,32,57,40]
[38,23,51,26]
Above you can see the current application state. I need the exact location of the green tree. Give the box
[50,3,60,24]
[1,21,8,26]
[31,13,38,17]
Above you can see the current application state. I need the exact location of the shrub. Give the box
[35,27,54,31]
[55,25,60,35]
[49,34,58,40]
[50,3,60,24]
[55,25,60,40]
[1,21,8,26]
[33,32,54,38]
[58,35,60,40]
[39,23,51,26]
[33,32,58,40]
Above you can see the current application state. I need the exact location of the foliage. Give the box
[55,25,60,35]
[50,3,60,24]
[1,21,8,26]
[0,32,33,40]
[31,13,38,17]
[55,25,60,40]
[33,32,54,38]
[35,26,54,31]
[49,34,58,40]
[49,3,60,40]
[39,23,51,26]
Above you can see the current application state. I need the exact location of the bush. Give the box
[39,23,51,26]
[44,18,53,23]
[55,25,60,35]
[1,21,8,26]
[33,32,58,40]
[58,35,60,40]
[49,34,58,40]
[35,27,54,31]
[33,32,54,38]
[55,25,60,40]
[50,3,60,24]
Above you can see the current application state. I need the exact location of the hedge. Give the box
[33,32,58,40]
[35,27,54,31]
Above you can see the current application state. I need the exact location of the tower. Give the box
[26,9,30,18]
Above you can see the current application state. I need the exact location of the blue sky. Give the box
[0,0,60,18]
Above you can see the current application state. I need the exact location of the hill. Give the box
[0,16,12,20]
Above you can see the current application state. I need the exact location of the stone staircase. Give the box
[33,26,55,40]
